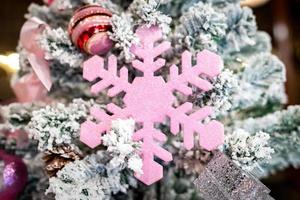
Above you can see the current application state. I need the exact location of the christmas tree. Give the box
[0,0,299,199]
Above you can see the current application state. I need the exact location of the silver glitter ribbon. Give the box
[194,152,275,200]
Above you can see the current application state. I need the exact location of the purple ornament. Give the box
[0,150,28,200]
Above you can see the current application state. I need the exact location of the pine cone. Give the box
[42,144,83,177]
[174,148,215,175]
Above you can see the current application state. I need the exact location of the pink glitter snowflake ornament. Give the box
[80,26,224,185]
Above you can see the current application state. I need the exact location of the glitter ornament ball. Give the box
[0,150,28,200]
[68,5,114,55]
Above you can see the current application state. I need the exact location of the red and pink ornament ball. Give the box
[43,0,54,5]
[68,5,114,55]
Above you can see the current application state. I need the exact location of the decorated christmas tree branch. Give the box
[231,53,286,118]
[28,99,93,151]
[6,0,297,199]
[47,119,142,200]
[0,102,45,131]
[224,129,274,171]
[1,100,143,199]
[234,106,300,177]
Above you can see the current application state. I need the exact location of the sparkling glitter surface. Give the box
[3,163,18,186]
[0,150,28,200]
[194,152,275,200]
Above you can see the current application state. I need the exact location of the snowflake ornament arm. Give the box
[133,121,173,185]
[166,49,224,151]
[80,25,224,185]
[168,50,223,95]
[83,55,130,96]
[130,26,171,76]
[80,104,129,148]
[167,103,224,151]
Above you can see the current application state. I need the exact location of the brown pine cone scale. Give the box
[42,144,83,177]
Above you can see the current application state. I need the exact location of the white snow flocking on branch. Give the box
[225,129,274,170]
[29,99,91,151]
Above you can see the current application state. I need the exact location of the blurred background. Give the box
[0,0,299,199]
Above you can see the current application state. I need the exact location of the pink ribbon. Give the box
[11,73,48,103]
[20,17,52,91]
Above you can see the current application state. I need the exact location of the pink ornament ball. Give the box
[68,5,114,55]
